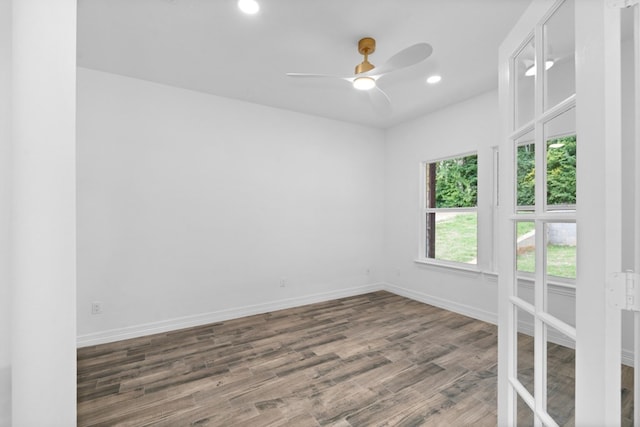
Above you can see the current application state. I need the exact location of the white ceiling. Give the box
[77,0,532,129]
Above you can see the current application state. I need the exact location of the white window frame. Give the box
[417,151,479,270]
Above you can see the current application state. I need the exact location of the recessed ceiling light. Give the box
[525,60,554,77]
[426,75,442,84]
[352,76,376,91]
[238,0,259,15]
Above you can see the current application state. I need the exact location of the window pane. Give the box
[515,38,535,129]
[546,324,575,426]
[425,212,435,258]
[516,129,535,213]
[516,221,536,274]
[516,220,535,305]
[517,393,535,426]
[426,212,477,264]
[544,0,575,110]
[516,307,535,396]
[516,281,534,306]
[434,155,478,208]
[545,108,576,209]
[545,222,576,280]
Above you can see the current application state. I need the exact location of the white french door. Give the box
[633,4,640,425]
[498,0,638,425]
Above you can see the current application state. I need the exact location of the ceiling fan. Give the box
[286,37,433,114]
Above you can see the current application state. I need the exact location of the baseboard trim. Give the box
[76,282,637,368]
[383,282,498,325]
[622,349,635,367]
[77,283,385,347]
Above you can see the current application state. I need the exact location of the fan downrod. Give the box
[355,37,376,74]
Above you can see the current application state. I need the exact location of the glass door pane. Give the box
[515,39,535,129]
[517,394,536,426]
[546,324,576,426]
[544,0,576,110]
[545,222,576,281]
[516,307,535,396]
[516,129,536,213]
[544,108,576,210]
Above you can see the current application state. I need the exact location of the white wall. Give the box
[77,68,385,344]
[383,91,499,322]
[0,0,11,424]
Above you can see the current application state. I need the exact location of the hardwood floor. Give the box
[77,291,633,426]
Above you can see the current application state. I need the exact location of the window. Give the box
[420,153,478,266]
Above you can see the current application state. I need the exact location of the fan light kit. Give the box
[353,77,376,91]
[238,0,259,15]
[286,37,433,114]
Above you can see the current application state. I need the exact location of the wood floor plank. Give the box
[77,291,634,426]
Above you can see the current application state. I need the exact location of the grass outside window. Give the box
[434,212,477,264]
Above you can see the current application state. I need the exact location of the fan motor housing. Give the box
[358,37,376,55]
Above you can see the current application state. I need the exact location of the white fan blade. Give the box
[365,43,433,77]
[286,73,352,82]
[368,86,392,115]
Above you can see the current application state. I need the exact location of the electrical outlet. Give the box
[365,268,371,276]
[279,278,287,288]
[91,301,103,315]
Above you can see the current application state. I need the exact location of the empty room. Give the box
[1,0,639,426]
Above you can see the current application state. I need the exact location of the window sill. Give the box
[414,258,483,276]
[411,261,574,295]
